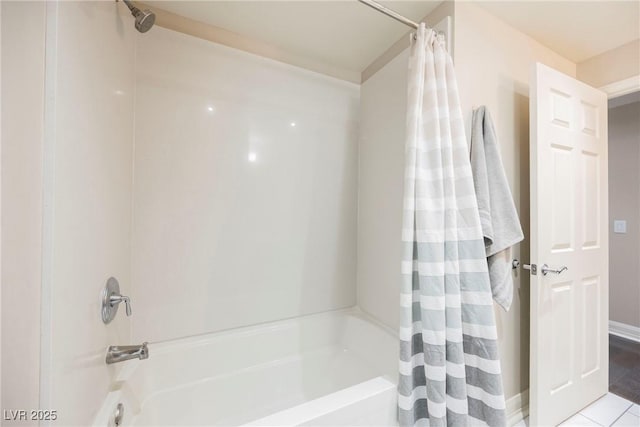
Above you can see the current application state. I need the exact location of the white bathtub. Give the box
[93,308,399,426]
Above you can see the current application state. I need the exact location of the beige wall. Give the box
[608,101,640,328]
[577,39,640,89]
[454,2,576,401]
[1,2,45,423]
[358,0,577,406]
[41,2,135,425]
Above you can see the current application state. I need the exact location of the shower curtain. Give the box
[398,24,506,427]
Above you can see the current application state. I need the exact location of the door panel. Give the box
[530,63,608,426]
[581,277,600,376]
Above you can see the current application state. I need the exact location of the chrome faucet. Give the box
[106,342,149,364]
[101,277,132,324]
[109,293,132,316]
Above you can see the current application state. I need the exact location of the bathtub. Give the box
[93,308,399,426]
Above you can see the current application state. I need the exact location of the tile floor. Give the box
[514,393,639,427]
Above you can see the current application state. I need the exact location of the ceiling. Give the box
[147,1,443,76]
[146,1,639,77]
[477,1,640,63]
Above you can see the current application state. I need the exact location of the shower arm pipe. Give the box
[357,0,420,30]
[121,0,136,11]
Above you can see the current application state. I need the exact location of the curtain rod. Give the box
[357,0,420,30]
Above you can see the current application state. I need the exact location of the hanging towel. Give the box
[470,106,524,311]
[399,26,506,427]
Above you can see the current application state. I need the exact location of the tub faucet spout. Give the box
[106,342,149,364]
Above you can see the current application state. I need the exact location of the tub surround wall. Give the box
[357,48,409,332]
[608,101,640,329]
[358,0,577,407]
[41,2,135,425]
[1,2,46,423]
[356,0,456,343]
[132,27,359,343]
[360,1,455,83]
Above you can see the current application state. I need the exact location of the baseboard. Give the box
[609,320,640,343]
[506,389,529,426]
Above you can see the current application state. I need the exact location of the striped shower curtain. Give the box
[398,24,506,427]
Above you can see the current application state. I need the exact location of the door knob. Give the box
[540,264,568,276]
[522,263,537,275]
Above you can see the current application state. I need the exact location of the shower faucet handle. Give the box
[101,277,132,324]
[110,294,132,316]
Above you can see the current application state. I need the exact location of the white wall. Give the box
[41,2,135,425]
[608,101,640,328]
[1,2,45,423]
[358,1,577,403]
[132,27,359,343]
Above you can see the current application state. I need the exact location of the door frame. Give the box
[599,75,640,99]
[600,75,640,345]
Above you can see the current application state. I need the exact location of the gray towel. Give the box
[470,106,524,311]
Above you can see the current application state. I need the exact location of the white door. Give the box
[530,63,609,426]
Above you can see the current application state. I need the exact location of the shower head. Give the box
[122,0,155,33]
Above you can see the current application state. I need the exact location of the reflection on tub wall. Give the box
[132,27,360,343]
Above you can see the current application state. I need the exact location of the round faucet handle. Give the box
[102,277,133,324]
